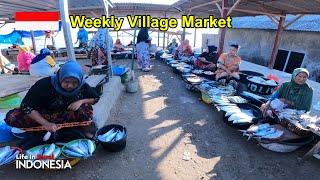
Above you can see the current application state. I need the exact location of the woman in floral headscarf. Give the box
[174,39,193,59]
[89,28,113,66]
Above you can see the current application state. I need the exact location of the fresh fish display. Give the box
[248,76,278,86]
[241,91,267,102]
[220,105,240,113]
[187,76,202,84]
[241,123,283,140]
[203,71,214,75]
[225,108,256,124]
[26,143,61,159]
[270,99,287,112]
[227,96,248,104]
[207,86,235,97]
[98,128,126,143]
[0,146,20,166]
[62,139,96,158]
[228,113,253,122]
[192,69,204,75]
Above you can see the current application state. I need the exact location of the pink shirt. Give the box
[17,52,35,72]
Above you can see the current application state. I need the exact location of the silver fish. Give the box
[52,147,61,159]
[65,145,86,156]
[261,130,283,139]
[98,128,115,141]
[43,144,56,156]
[228,113,253,122]
[0,150,19,166]
[247,123,270,133]
[225,109,241,117]
[0,146,11,163]
[63,149,84,158]
[233,118,253,124]
[86,140,95,155]
[253,128,276,137]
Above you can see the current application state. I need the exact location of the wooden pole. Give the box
[59,0,76,60]
[269,16,286,68]
[182,28,186,41]
[157,30,160,47]
[227,0,242,16]
[30,31,36,54]
[193,28,197,48]
[218,0,228,54]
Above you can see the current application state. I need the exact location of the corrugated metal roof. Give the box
[231,15,320,32]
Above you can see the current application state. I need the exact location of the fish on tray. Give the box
[227,96,248,104]
[240,123,283,140]
[0,146,20,166]
[26,143,61,160]
[62,139,95,159]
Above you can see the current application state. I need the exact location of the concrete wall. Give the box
[221,29,320,81]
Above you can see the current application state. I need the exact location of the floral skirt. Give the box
[5,104,93,128]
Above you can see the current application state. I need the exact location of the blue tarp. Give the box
[0,30,45,45]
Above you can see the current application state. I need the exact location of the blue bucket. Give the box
[112,66,127,76]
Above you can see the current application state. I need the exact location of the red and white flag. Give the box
[15,12,60,31]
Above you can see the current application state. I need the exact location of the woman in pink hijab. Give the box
[174,39,193,59]
[17,45,35,72]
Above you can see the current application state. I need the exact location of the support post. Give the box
[269,16,286,68]
[30,31,36,54]
[59,0,76,60]
[182,28,186,41]
[102,0,113,77]
[157,30,160,47]
[193,28,197,48]
[218,0,228,54]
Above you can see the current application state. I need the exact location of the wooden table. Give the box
[0,75,40,98]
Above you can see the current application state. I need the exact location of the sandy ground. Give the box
[1,58,320,179]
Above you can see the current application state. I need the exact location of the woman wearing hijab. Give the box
[167,38,178,54]
[89,28,113,66]
[113,39,124,52]
[17,45,35,72]
[215,44,241,88]
[29,48,58,77]
[195,45,219,71]
[174,40,193,59]
[136,28,152,71]
[261,68,313,116]
[5,60,100,134]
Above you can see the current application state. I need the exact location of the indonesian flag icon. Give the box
[15,12,60,31]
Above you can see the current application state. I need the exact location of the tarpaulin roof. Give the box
[0,30,45,45]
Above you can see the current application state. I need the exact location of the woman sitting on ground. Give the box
[174,40,193,59]
[215,44,241,88]
[0,51,15,74]
[113,39,124,52]
[17,45,35,72]
[260,68,313,117]
[30,48,59,77]
[5,60,100,136]
[195,45,219,72]
[167,38,178,54]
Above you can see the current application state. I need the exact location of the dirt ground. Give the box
[1,58,319,179]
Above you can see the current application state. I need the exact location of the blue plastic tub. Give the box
[0,113,15,143]
[112,66,127,76]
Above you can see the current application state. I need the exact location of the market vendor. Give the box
[30,48,59,77]
[215,44,241,88]
[136,28,152,71]
[17,45,35,72]
[167,38,178,54]
[194,45,219,71]
[113,39,124,52]
[260,68,313,117]
[5,60,99,134]
[174,40,193,59]
[89,28,113,66]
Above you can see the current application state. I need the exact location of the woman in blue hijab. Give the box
[5,60,100,134]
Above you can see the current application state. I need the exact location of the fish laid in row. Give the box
[26,143,61,159]
[0,146,20,166]
[240,123,284,140]
[62,139,95,159]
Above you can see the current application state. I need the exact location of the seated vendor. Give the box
[0,51,15,74]
[260,68,313,117]
[5,60,99,136]
[167,38,178,54]
[113,39,124,52]
[215,44,241,88]
[174,40,193,59]
[30,48,59,77]
[194,45,219,71]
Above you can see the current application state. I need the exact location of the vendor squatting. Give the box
[69,15,232,31]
